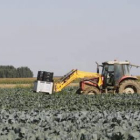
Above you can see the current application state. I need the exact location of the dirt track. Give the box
[0,82,139,88]
[0,84,32,88]
[0,83,79,88]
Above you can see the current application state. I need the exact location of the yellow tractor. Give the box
[33,60,140,94]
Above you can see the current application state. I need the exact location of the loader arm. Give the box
[54,69,102,92]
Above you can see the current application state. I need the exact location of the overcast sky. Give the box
[0,0,140,76]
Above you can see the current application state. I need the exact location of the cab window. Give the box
[108,65,114,72]
[102,64,114,75]
[123,64,130,75]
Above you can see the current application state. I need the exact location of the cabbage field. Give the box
[0,87,140,140]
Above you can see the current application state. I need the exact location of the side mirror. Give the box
[97,67,99,74]
[96,62,99,74]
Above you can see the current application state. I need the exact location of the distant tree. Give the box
[0,66,33,78]
[17,67,33,78]
[0,70,5,78]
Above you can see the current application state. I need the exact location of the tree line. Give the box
[0,66,33,78]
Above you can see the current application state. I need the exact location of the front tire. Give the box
[119,80,140,94]
[83,86,100,95]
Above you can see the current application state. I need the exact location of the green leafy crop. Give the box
[0,88,140,139]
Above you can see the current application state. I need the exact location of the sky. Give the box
[0,0,140,76]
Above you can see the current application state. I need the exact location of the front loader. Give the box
[33,69,102,94]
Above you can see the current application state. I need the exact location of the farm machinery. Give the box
[33,60,140,94]
[33,70,102,94]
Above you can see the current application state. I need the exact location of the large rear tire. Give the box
[83,86,100,95]
[119,80,140,94]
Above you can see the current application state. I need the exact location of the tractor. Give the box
[79,60,140,94]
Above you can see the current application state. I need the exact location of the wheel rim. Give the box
[123,87,135,94]
[87,90,96,95]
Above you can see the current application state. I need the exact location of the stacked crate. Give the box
[37,71,54,82]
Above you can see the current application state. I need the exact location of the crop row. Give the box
[0,78,36,84]
[0,110,140,140]
[0,88,140,139]
[0,88,140,111]
[0,77,61,84]
[0,77,90,84]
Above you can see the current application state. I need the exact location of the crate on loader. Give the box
[33,71,54,94]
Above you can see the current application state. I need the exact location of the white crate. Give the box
[33,81,54,94]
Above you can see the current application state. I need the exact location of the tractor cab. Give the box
[102,61,131,88]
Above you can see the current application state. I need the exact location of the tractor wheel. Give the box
[83,86,100,95]
[119,80,140,94]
